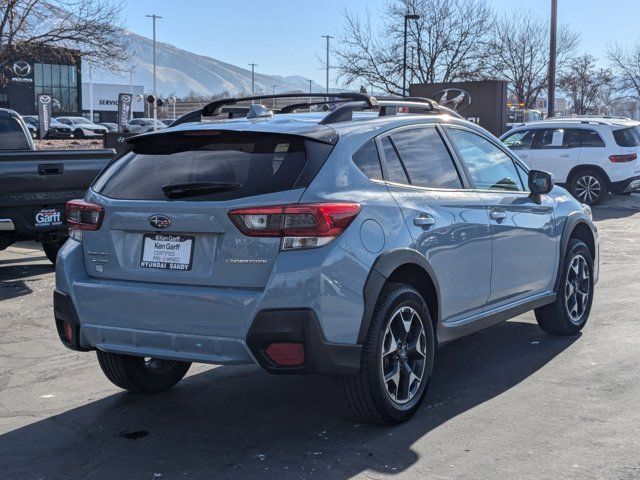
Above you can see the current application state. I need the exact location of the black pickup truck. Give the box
[0,108,115,263]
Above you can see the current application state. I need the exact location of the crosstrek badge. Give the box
[34,208,63,227]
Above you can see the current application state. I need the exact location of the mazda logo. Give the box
[149,215,171,229]
[433,88,472,112]
[121,95,132,103]
[39,95,51,104]
[12,61,31,77]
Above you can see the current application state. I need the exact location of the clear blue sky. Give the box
[122,0,640,86]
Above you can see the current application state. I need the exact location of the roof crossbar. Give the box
[171,92,375,127]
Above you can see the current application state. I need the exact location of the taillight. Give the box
[228,203,361,250]
[609,153,637,163]
[67,199,104,233]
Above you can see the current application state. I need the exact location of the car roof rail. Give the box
[171,92,376,126]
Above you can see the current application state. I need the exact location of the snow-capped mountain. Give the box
[89,31,324,98]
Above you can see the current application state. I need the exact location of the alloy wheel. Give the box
[565,254,590,324]
[574,175,601,204]
[380,306,427,405]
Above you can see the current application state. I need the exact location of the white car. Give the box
[55,117,108,139]
[501,118,640,205]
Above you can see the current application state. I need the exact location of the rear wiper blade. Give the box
[162,182,241,199]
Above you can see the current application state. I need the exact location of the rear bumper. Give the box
[55,239,368,374]
[610,175,640,194]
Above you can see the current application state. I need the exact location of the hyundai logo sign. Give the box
[149,215,171,229]
[433,88,472,112]
[12,61,31,77]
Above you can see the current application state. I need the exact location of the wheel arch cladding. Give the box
[555,214,596,292]
[358,249,440,344]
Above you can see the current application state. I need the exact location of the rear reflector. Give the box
[609,153,637,163]
[62,321,73,344]
[265,342,305,366]
[228,203,361,250]
[67,199,104,231]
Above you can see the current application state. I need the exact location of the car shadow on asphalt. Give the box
[0,320,579,479]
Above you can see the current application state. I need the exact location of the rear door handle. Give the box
[559,154,570,158]
[38,163,63,175]
[413,214,435,228]
[489,209,507,221]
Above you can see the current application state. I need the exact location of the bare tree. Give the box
[557,55,613,115]
[0,0,128,84]
[607,41,640,101]
[335,0,494,95]
[482,13,579,108]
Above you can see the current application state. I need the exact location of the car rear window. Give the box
[613,126,640,147]
[93,131,333,201]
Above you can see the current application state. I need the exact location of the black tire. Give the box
[342,283,435,425]
[535,239,594,335]
[570,170,607,205]
[73,128,84,139]
[42,239,65,265]
[96,350,191,393]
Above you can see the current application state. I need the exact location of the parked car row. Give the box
[18,114,175,139]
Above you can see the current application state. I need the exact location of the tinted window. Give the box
[352,140,382,180]
[390,128,461,189]
[613,126,640,147]
[94,132,329,201]
[0,115,30,150]
[537,128,565,149]
[502,129,536,150]
[446,128,523,191]
[578,129,605,147]
[381,137,409,184]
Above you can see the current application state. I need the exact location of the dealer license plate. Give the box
[34,208,64,228]
[140,234,194,271]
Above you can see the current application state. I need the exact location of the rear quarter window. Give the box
[93,131,333,201]
[352,139,383,180]
[613,126,640,147]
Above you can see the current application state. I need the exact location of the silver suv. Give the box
[54,93,599,425]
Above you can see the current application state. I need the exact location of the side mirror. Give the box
[528,169,554,195]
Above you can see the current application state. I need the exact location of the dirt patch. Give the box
[35,138,105,150]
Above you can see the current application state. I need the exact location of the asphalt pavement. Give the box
[1,195,639,479]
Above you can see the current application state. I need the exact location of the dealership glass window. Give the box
[34,63,78,113]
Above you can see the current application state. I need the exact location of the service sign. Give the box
[37,94,53,139]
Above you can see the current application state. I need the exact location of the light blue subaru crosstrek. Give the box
[54,93,598,425]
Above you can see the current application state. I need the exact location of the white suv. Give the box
[500,118,640,205]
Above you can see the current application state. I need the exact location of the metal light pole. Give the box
[146,14,162,130]
[272,85,277,108]
[403,14,420,97]
[249,63,258,103]
[321,35,333,100]
[88,63,93,121]
[548,0,558,118]
[308,79,312,103]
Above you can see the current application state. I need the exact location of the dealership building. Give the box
[1,47,145,122]
[0,48,82,116]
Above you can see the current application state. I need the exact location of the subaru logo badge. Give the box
[149,215,171,229]
[433,88,472,112]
